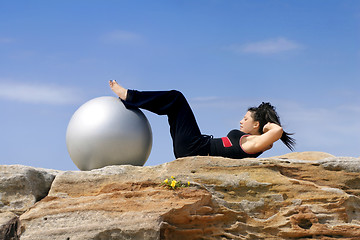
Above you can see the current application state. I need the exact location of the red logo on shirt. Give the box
[221,137,232,148]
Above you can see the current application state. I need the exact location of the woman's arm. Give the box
[241,123,283,153]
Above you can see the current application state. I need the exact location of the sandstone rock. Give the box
[0,165,60,215]
[19,180,211,239]
[0,152,358,239]
[273,151,335,161]
[17,153,360,239]
[0,211,19,240]
[319,157,360,173]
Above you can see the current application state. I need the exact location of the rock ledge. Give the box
[1,152,360,239]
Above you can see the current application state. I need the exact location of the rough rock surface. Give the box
[0,212,19,240]
[0,165,60,215]
[1,152,360,239]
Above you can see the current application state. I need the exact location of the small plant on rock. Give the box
[161,176,190,190]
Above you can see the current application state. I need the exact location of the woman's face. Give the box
[240,111,259,134]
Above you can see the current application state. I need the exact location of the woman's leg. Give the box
[109,81,210,158]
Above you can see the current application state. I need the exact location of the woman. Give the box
[109,80,295,159]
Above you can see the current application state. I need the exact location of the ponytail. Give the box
[281,131,296,151]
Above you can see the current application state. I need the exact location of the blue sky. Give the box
[1,0,359,170]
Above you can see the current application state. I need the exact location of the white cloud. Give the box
[226,37,303,55]
[0,37,15,44]
[191,96,221,102]
[191,96,261,111]
[100,30,142,44]
[0,81,83,105]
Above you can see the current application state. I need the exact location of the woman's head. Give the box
[245,102,296,151]
[239,111,260,135]
[247,102,280,134]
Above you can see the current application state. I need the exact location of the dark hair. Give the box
[248,102,296,151]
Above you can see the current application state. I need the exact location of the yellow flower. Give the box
[187,181,190,186]
[164,179,168,184]
[171,176,175,179]
[171,180,177,189]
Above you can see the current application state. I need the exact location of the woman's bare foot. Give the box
[109,80,128,100]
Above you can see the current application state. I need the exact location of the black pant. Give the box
[122,90,211,158]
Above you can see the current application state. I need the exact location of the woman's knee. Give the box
[169,90,183,97]
[169,90,186,102]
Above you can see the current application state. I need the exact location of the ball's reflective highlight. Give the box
[66,96,152,171]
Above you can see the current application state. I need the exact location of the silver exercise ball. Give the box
[66,96,152,171]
